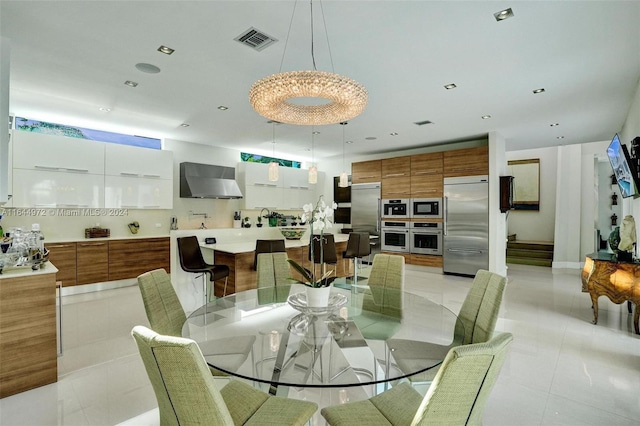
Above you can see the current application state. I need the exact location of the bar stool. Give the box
[309,233,338,277]
[253,239,286,270]
[177,236,230,303]
[342,232,371,284]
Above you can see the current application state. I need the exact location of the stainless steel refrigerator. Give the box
[350,182,381,261]
[443,175,489,276]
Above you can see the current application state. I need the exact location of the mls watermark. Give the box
[0,208,129,217]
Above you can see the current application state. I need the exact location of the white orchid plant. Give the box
[287,195,338,288]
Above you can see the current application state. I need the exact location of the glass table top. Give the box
[183,283,461,389]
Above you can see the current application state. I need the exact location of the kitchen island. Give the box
[0,262,58,398]
[169,228,349,313]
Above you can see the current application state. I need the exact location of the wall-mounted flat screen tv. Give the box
[607,133,640,198]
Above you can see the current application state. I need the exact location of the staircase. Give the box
[506,240,554,267]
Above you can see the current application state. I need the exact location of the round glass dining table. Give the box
[182,283,461,394]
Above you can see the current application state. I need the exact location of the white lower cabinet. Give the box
[105,176,172,209]
[12,169,104,208]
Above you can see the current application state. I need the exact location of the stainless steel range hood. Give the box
[179,162,243,199]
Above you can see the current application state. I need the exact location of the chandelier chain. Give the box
[279,1,299,73]
[318,0,335,73]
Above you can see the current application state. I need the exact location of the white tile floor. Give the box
[1,264,639,425]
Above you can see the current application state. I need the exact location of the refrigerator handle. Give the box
[443,196,448,236]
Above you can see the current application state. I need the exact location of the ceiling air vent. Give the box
[235,27,278,51]
[414,120,433,126]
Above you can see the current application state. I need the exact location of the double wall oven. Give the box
[380,198,444,255]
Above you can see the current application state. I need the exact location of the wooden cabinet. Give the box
[352,160,381,184]
[108,238,170,281]
[381,157,411,198]
[45,242,77,287]
[77,241,109,285]
[410,254,443,267]
[0,266,58,398]
[443,146,489,177]
[411,152,443,197]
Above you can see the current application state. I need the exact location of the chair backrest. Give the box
[363,253,404,316]
[177,236,206,272]
[131,325,235,426]
[455,269,507,345]
[344,232,371,258]
[254,239,286,270]
[414,332,513,425]
[257,252,291,288]
[309,233,337,264]
[137,269,187,337]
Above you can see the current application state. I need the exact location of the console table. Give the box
[581,253,639,334]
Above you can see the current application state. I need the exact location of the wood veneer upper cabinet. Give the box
[108,238,170,281]
[76,241,109,285]
[381,157,411,198]
[443,146,489,177]
[44,242,77,287]
[351,160,381,184]
[411,152,443,197]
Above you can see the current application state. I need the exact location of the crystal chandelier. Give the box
[249,0,367,126]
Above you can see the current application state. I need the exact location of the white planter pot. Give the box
[306,285,331,308]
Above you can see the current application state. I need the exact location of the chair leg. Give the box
[223,276,228,297]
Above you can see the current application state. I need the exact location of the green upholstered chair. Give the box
[387,269,507,382]
[132,325,318,426]
[256,252,291,304]
[137,268,255,376]
[321,332,513,426]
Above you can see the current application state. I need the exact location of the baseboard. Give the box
[551,261,582,269]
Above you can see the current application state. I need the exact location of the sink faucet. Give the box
[260,208,270,219]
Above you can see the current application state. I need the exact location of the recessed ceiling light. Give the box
[550,123,559,127]
[180,123,190,127]
[346,141,353,144]
[494,8,514,21]
[312,131,320,135]
[135,63,161,74]
[365,137,377,140]
[217,106,228,110]
[557,136,565,139]
[157,45,175,55]
[124,80,138,87]
[98,107,111,112]
[390,132,398,136]
[444,83,457,90]
[481,115,491,119]
[533,88,545,94]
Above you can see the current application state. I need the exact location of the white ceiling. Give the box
[1,1,639,163]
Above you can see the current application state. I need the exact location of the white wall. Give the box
[489,132,507,276]
[505,146,558,242]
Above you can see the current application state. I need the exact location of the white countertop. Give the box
[0,261,58,279]
[201,233,350,254]
[46,234,170,243]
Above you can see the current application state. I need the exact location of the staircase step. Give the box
[507,248,553,259]
[507,256,553,267]
[507,241,554,252]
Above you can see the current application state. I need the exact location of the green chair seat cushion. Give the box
[321,382,423,426]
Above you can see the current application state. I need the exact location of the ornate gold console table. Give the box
[581,253,639,334]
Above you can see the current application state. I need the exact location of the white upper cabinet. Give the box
[240,162,283,187]
[104,144,173,209]
[104,144,172,179]
[12,131,105,174]
[12,169,104,208]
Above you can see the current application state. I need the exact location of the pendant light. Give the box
[268,124,279,181]
[308,127,318,184]
[339,121,348,187]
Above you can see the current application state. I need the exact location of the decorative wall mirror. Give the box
[507,158,540,210]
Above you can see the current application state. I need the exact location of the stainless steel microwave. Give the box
[411,198,442,219]
[381,199,410,218]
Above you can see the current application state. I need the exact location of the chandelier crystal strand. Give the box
[268,124,279,182]
[339,121,348,187]
[309,127,318,184]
